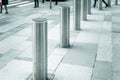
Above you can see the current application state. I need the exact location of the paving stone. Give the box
[54,63,92,80]
[62,43,97,68]
[48,54,64,71]
[92,76,106,80]
[104,15,112,21]
[0,32,15,41]
[97,42,112,62]
[112,24,120,33]
[112,33,120,44]
[0,49,23,69]
[92,61,112,80]
[113,71,120,80]
[0,60,32,80]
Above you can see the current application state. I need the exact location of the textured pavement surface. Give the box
[0,0,120,80]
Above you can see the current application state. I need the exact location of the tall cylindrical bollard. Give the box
[32,18,48,80]
[98,0,102,10]
[115,0,118,5]
[108,0,111,7]
[59,6,70,48]
[87,0,91,14]
[73,0,81,30]
[81,0,87,20]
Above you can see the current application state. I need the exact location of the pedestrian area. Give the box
[0,0,120,80]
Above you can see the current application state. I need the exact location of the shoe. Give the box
[105,5,109,8]
[93,5,95,8]
[5,12,8,14]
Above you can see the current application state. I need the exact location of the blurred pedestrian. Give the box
[55,0,58,5]
[34,0,39,8]
[0,0,8,14]
[93,0,109,8]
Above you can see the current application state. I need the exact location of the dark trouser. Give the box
[55,0,58,5]
[0,5,8,13]
[93,0,97,7]
[34,0,39,7]
[93,0,108,7]
[102,0,108,6]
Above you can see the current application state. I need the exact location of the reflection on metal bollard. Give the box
[73,0,81,30]
[32,18,48,80]
[98,0,102,10]
[87,0,91,14]
[59,6,70,48]
[81,0,87,20]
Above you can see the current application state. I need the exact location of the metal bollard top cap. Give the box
[32,18,47,23]
[59,5,70,8]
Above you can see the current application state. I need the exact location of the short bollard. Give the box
[73,0,81,30]
[59,6,70,48]
[98,0,102,10]
[32,18,48,80]
[115,0,118,5]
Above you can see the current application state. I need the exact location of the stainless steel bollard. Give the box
[108,0,111,7]
[32,18,48,80]
[59,6,70,48]
[87,0,91,14]
[50,0,52,9]
[98,0,102,10]
[81,0,87,20]
[73,0,81,30]
[115,0,118,5]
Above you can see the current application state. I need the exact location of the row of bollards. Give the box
[32,6,70,80]
[32,0,119,80]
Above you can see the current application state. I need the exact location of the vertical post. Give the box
[87,0,91,14]
[59,6,70,48]
[32,18,48,80]
[107,0,111,7]
[98,0,102,10]
[50,0,52,9]
[115,0,118,5]
[73,0,81,30]
[81,0,87,20]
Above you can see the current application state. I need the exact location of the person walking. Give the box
[0,0,8,14]
[34,0,39,8]
[93,0,109,8]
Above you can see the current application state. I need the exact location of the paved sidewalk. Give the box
[0,0,120,80]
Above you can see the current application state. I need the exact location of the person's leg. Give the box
[36,0,39,7]
[4,5,8,14]
[102,0,109,7]
[34,0,37,7]
[0,5,2,13]
[93,0,97,7]
[55,0,58,5]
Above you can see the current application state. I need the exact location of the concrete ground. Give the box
[0,0,120,80]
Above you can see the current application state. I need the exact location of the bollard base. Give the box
[26,73,55,80]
